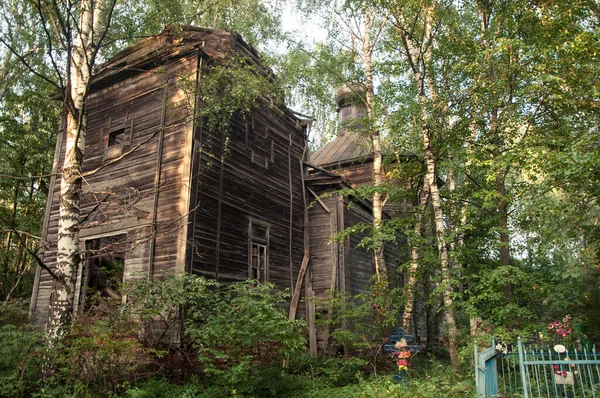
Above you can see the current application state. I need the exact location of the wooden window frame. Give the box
[248,219,269,282]
[103,118,134,160]
[250,242,267,282]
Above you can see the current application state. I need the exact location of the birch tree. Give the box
[295,0,390,278]
[382,0,459,369]
[401,178,429,332]
[0,0,118,341]
[47,0,117,341]
[362,4,387,279]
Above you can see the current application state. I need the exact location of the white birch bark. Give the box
[46,0,115,341]
[396,2,459,370]
[361,5,387,280]
[402,178,430,332]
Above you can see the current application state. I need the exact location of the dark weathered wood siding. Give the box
[189,100,306,291]
[308,193,402,299]
[307,190,403,350]
[30,48,197,324]
[30,26,307,324]
[307,194,340,303]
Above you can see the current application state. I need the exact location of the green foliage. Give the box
[56,313,151,393]
[289,353,369,388]
[185,280,307,395]
[125,275,308,395]
[0,323,45,397]
[0,74,59,302]
[315,277,401,375]
[123,377,200,398]
[123,274,216,346]
[104,0,284,56]
[195,56,284,145]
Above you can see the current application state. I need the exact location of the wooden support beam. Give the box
[308,187,331,213]
[288,248,310,321]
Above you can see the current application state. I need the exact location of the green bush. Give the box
[0,299,30,326]
[57,314,151,394]
[0,323,45,397]
[124,275,308,396]
[185,280,307,396]
[123,377,200,398]
[289,354,369,388]
[315,277,401,375]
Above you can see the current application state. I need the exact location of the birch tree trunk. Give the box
[361,5,387,280]
[46,0,115,342]
[421,106,459,370]
[402,178,430,332]
[396,2,459,371]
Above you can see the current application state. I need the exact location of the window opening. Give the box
[108,128,126,147]
[251,242,267,282]
[81,235,126,313]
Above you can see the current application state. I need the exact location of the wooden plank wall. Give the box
[342,197,404,297]
[30,52,197,324]
[31,27,308,326]
[189,72,306,293]
[307,194,339,303]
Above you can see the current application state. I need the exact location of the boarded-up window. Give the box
[248,220,269,282]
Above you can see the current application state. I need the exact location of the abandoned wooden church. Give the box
[29,26,408,352]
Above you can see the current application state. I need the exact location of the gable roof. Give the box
[88,25,307,135]
[91,25,267,92]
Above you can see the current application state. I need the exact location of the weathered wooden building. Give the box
[30,26,308,325]
[30,26,405,352]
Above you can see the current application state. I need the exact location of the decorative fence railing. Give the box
[475,338,600,397]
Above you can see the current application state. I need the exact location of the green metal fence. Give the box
[475,338,600,397]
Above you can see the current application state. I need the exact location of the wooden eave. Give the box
[305,163,386,217]
[305,162,347,189]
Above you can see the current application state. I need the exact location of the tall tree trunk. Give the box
[496,171,510,267]
[403,178,430,332]
[397,2,459,371]
[421,113,459,371]
[479,1,511,295]
[362,5,386,279]
[46,0,114,342]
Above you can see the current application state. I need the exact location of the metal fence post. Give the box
[475,343,481,396]
[517,337,529,398]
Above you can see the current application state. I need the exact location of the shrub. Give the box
[185,280,307,395]
[124,275,308,395]
[0,323,45,397]
[289,354,369,388]
[315,277,401,376]
[56,312,152,394]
